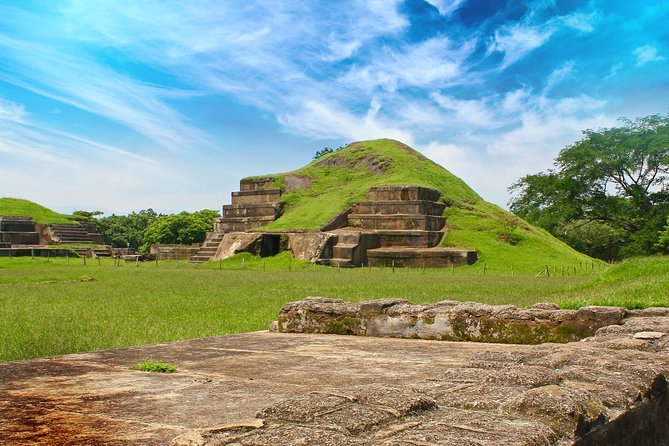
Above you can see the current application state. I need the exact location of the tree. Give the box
[72,210,104,222]
[141,209,219,251]
[96,209,159,250]
[510,114,669,260]
[313,147,334,159]
[657,217,669,254]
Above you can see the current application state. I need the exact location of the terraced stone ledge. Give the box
[274,297,668,344]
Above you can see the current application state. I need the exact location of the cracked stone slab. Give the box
[1,313,669,445]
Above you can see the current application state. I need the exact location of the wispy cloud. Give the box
[424,0,466,16]
[0,35,210,151]
[543,60,576,93]
[634,45,665,66]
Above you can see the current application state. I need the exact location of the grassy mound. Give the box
[0,198,76,224]
[251,139,594,273]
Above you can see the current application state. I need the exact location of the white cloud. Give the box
[634,45,665,66]
[424,0,466,16]
[340,36,475,93]
[0,98,27,123]
[0,35,210,151]
[559,11,600,32]
[543,60,575,93]
[488,7,597,70]
[489,24,554,69]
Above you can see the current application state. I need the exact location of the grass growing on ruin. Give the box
[0,197,76,224]
[132,361,176,373]
[1,254,667,362]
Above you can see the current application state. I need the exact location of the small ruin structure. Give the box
[0,215,108,257]
[191,178,477,267]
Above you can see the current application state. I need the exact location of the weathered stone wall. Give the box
[274,297,662,344]
[150,244,200,260]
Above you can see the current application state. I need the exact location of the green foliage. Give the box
[133,361,176,373]
[510,114,669,260]
[313,147,334,159]
[96,209,159,250]
[0,197,76,224]
[1,254,667,362]
[142,209,219,251]
[72,210,104,222]
[656,217,669,253]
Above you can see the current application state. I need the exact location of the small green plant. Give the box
[133,361,176,373]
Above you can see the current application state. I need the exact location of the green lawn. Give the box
[1,254,667,362]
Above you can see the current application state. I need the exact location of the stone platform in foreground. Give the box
[1,319,669,445]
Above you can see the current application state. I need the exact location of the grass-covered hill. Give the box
[250,139,595,273]
[0,198,76,224]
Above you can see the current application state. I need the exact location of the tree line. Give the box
[74,209,219,252]
[509,113,669,260]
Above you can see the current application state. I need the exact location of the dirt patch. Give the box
[283,174,312,192]
[314,154,390,175]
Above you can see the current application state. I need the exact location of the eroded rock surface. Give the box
[276,297,631,344]
[2,305,668,446]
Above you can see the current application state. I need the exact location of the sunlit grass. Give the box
[0,254,667,362]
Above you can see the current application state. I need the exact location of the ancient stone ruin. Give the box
[0,216,107,257]
[190,178,477,267]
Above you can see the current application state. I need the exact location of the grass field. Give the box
[1,253,667,362]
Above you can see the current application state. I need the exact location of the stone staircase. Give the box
[190,231,225,263]
[322,186,477,268]
[49,224,103,244]
[190,178,283,263]
[216,178,282,233]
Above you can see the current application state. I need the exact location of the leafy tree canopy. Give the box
[510,114,669,260]
[96,209,159,250]
[141,209,219,251]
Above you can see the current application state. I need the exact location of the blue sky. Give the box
[0,0,667,214]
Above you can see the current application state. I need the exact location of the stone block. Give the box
[231,189,281,205]
[367,186,441,202]
[0,231,40,244]
[277,298,632,344]
[223,203,280,218]
[240,177,275,191]
[353,200,446,216]
[367,247,477,267]
[375,230,443,247]
[348,214,445,231]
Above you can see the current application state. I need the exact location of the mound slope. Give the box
[0,197,75,224]
[248,139,593,273]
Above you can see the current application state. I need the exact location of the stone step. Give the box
[374,230,444,248]
[0,221,36,232]
[353,200,446,216]
[239,177,275,191]
[325,258,354,268]
[367,247,478,267]
[336,232,361,245]
[197,248,218,254]
[0,232,40,244]
[219,217,275,232]
[231,189,281,205]
[189,256,211,263]
[348,214,446,231]
[53,230,89,237]
[223,203,279,218]
[367,186,441,202]
[332,245,356,259]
